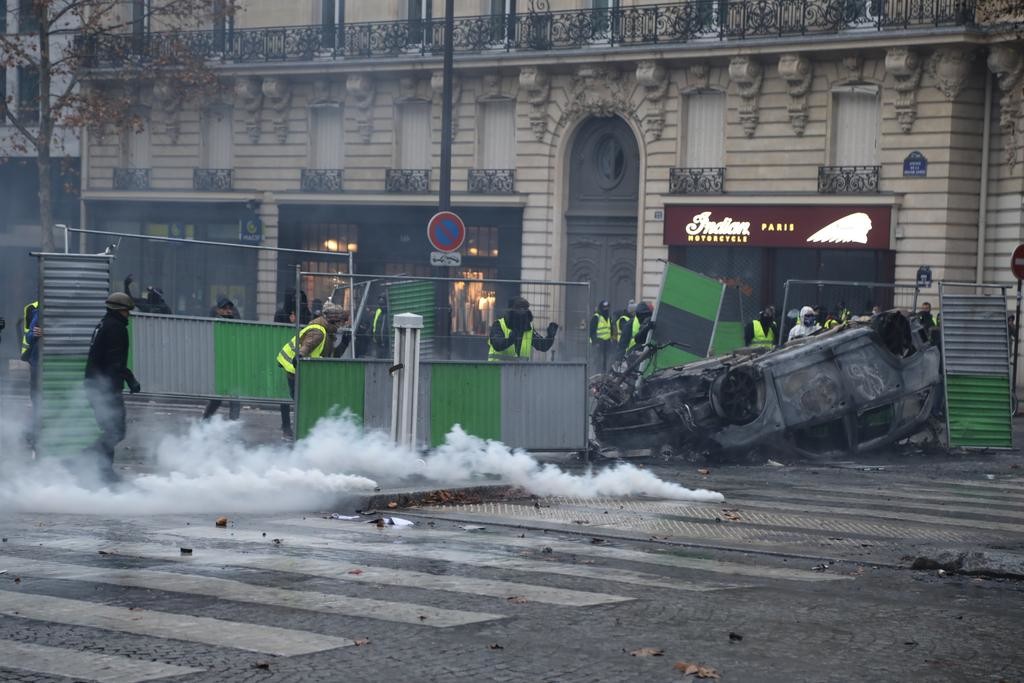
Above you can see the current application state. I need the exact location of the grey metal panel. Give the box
[501,363,587,450]
[939,293,1009,376]
[40,255,112,356]
[131,314,215,396]
[362,361,393,432]
[416,363,431,450]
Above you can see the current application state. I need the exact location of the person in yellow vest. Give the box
[371,295,389,358]
[622,301,654,353]
[615,300,636,356]
[589,300,614,370]
[21,300,43,447]
[487,297,558,361]
[276,302,346,438]
[743,306,777,349]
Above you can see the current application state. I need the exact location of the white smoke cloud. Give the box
[0,411,723,514]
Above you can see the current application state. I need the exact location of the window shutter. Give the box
[127,119,151,168]
[832,87,879,166]
[399,101,431,169]
[480,100,516,169]
[204,108,233,169]
[312,105,344,169]
[684,91,725,167]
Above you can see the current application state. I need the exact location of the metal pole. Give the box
[439,0,455,212]
[293,265,302,437]
[1013,279,1022,414]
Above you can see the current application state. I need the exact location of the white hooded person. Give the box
[787,305,822,342]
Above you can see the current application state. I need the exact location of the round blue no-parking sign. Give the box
[427,211,466,253]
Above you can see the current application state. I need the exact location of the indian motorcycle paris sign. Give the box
[663,205,893,250]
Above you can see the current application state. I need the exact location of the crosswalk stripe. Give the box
[724,498,1024,533]
[911,479,1024,496]
[159,526,751,592]
[0,557,503,628]
[728,490,1024,521]
[0,590,353,656]
[747,484,1024,509]
[270,517,849,582]
[30,538,632,607]
[0,639,203,683]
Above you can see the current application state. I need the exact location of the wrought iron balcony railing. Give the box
[468,168,516,194]
[669,167,725,194]
[78,0,976,67]
[385,169,430,193]
[113,167,150,190]
[193,168,233,191]
[301,168,344,193]
[817,165,880,193]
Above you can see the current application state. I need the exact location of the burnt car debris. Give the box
[591,311,942,461]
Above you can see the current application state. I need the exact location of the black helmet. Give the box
[635,302,652,318]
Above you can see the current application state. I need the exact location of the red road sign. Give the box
[1012,244,1024,280]
[427,211,466,253]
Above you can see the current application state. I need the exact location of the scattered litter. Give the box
[506,596,529,604]
[674,661,720,679]
[13,577,20,584]
[253,661,270,670]
[0,571,7,575]
[348,569,364,575]
[985,474,996,480]
[628,647,664,657]
[590,538,606,545]
[812,561,834,572]
[272,538,283,545]
[418,615,427,621]
[572,520,589,525]
[861,466,886,472]
[386,502,399,509]
[98,550,115,556]
[721,509,741,522]
[215,517,228,528]
[728,632,743,642]
[488,643,504,650]
[1,538,6,543]
[261,532,266,537]
[353,638,370,646]
[766,459,784,467]
[459,525,486,532]
[697,468,711,476]
[330,514,361,521]
[371,517,415,528]
[937,569,947,577]
[180,548,193,556]
[541,547,553,554]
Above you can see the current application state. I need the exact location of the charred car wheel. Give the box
[711,366,764,425]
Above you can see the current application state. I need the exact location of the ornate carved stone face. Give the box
[927,47,975,100]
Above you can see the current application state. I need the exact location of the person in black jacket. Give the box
[486,297,558,361]
[202,297,241,421]
[84,292,141,481]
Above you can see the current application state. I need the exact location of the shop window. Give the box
[124,110,151,169]
[451,268,498,335]
[683,91,725,168]
[292,222,358,305]
[831,85,879,166]
[464,226,499,258]
[398,100,431,169]
[17,65,39,124]
[478,99,516,169]
[201,107,233,169]
[310,104,344,169]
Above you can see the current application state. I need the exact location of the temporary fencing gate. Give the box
[294,273,591,451]
[939,283,1013,449]
[781,279,921,344]
[34,253,112,455]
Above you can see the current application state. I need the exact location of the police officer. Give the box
[84,292,141,482]
[589,300,614,370]
[487,297,558,361]
[276,302,346,438]
[743,306,777,349]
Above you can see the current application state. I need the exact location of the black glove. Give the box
[547,322,559,337]
[128,379,142,394]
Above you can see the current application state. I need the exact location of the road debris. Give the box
[697,468,711,476]
[215,517,228,528]
[459,525,486,531]
[628,647,665,657]
[728,632,743,642]
[766,460,785,467]
[253,661,270,670]
[348,569,364,575]
[330,514,360,520]
[506,596,529,604]
[812,561,834,572]
[180,548,192,556]
[721,510,742,522]
[488,643,504,650]
[674,661,720,679]
[353,638,370,646]
[386,501,399,509]
[272,538,282,545]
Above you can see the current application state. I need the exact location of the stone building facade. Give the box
[78,1,1021,333]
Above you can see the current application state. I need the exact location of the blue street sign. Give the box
[903,151,928,177]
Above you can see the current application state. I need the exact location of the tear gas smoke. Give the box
[0,412,722,514]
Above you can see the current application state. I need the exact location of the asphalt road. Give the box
[0,396,1022,681]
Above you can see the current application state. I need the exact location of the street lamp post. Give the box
[439,0,455,213]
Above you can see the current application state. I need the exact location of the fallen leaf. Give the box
[697,468,711,476]
[506,596,529,604]
[387,502,398,509]
[353,638,370,646]
[13,577,20,584]
[374,519,385,528]
[348,569,364,575]
[488,643,504,650]
[721,510,741,522]
[215,517,228,528]
[674,661,720,679]
[629,647,664,657]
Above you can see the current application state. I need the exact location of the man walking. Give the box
[84,292,141,482]
[276,302,346,438]
[202,297,241,421]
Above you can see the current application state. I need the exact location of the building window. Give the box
[451,266,499,335]
[398,100,431,169]
[0,70,6,123]
[407,0,431,45]
[131,0,150,37]
[0,0,7,34]
[310,104,344,169]
[201,107,233,169]
[19,0,39,33]
[479,99,515,169]
[683,91,726,168]
[17,65,40,125]
[831,85,879,166]
[124,112,151,169]
[488,0,515,43]
[319,0,345,48]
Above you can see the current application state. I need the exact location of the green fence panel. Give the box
[38,356,99,454]
[430,363,501,446]
[650,264,725,371]
[214,321,294,399]
[946,374,1012,448]
[711,321,745,356]
[388,281,436,336]
[295,360,366,439]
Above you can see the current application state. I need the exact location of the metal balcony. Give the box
[468,169,515,194]
[193,168,233,191]
[817,165,880,194]
[668,167,725,194]
[301,168,344,193]
[113,167,150,190]
[385,169,430,193]
[78,0,977,67]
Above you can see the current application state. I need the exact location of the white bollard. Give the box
[390,312,423,449]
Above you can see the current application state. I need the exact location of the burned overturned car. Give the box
[591,312,942,460]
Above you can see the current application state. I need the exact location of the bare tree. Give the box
[1,0,235,252]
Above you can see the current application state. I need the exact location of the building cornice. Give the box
[662,194,902,207]
[82,190,529,207]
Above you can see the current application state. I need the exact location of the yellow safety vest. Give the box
[751,320,775,348]
[591,312,612,342]
[21,300,38,359]
[616,315,630,342]
[372,308,384,334]
[823,319,839,330]
[488,318,533,361]
[626,317,641,351]
[276,323,328,374]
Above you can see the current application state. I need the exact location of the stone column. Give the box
[256,192,279,321]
